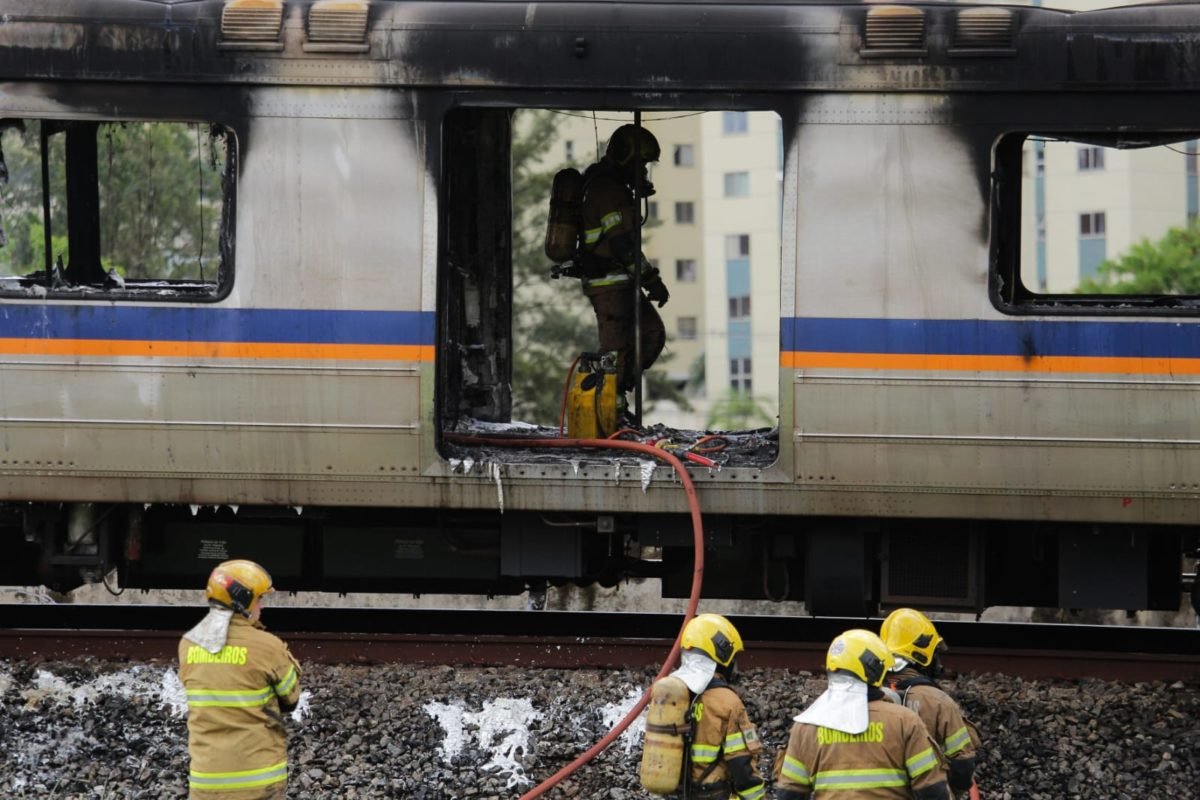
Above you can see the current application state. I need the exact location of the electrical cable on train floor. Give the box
[444,432,709,800]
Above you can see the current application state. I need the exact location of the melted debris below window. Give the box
[444,418,780,470]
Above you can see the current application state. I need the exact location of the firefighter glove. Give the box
[646,278,670,307]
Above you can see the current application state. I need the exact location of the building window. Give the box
[673,144,694,167]
[675,202,695,224]
[723,171,750,197]
[1079,212,1106,237]
[675,259,697,282]
[725,234,750,258]
[677,316,698,340]
[0,119,233,300]
[728,296,751,319]
[647,201,659,221]
[723,111,749,134]
[1077,146,1105,171]
[565,140,574,161]
[730,357,752,391]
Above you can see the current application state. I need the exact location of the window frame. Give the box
[675,258,698,282]
[1077,146,1105,171]
[991,131,1200,316]
[0,116,237,304]
[677,315,698,340]
[723,171,750,197]
[674,201,695,224]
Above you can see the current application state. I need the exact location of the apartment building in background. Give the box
[1020,138,1200,293]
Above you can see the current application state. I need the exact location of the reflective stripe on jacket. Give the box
[179,615,302,799]
[688,684,766,799]
[579,164,640,292]
[892,669,978,760]
[773,698,949,798]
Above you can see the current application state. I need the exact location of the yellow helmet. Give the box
[205,559,273,616]
[826,629,893,687]
[606,124,661,166]
[680,613,744,668]
[880,608,945,668]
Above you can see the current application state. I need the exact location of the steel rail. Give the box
[1,606,1196,681]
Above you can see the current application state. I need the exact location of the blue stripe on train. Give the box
[782,317,1200,358]
[0,305,436,345]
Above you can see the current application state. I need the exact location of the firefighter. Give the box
[577,123,669,409]
[673,613,767,799]
[773,629,951,800]
[178,560,302,800]
[880,608,979,797]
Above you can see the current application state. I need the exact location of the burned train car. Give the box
[0,0,1197,616]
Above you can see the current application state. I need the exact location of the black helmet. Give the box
[606,124,661,167]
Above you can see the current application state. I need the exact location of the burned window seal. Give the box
[0,119,237,304]
[991,131,1200,318]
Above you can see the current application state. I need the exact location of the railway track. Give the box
[1,606,1196,682]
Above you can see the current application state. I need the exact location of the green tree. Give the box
[706,390,775,431]
[1078,219,1200,294]
[98,122,225,281]
[510,110,596,423]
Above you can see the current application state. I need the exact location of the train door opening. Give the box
[437,106,784,466]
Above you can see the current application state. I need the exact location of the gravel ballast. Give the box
[1,659,1196,799]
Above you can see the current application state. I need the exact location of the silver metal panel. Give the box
[0,362,422,479]
[233,103,424,311]
[791,112,989,321]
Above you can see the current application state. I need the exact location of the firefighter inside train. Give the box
[773,629,952,800]
[880,608,980,798]
[178,560,303,800]
[640,613,766,799]
[545,123,669,418]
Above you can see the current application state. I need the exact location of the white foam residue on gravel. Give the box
[20,666,184,715]
[291,689,313,721]
[424,700,467,761]
[599,686,646,754]
[0,666,11,697]
[425,697,543,788]
[160,669,189,717]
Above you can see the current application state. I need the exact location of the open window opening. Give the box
[438,107,782,467]
[992,132,1200,313]
[0,119,234,300]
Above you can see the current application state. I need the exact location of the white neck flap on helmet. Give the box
[669,649,719,695]
[183,606,235,654]
[795,672,870,735]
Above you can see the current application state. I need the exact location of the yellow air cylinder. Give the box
[639,675,691,795]
[567,353,617,439]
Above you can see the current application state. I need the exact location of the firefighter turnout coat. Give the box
[773,698,950,799]
[577,160,666,393]
[178,615,302,799]
[887,668,978,795]
[689,680,767,800]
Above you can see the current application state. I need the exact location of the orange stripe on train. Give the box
[779,351,1200,375]
[0,338,435,361]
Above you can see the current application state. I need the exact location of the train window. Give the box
[438,108,783,448]
[0,119,233,301]
[993,133,1200,313]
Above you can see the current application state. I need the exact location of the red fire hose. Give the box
[442,433,707,799]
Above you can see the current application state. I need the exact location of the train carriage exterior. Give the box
[0,0,1197,617]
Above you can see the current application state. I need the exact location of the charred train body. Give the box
[0,0,1197,615]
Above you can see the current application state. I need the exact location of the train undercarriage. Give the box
[2,501,1193,618]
